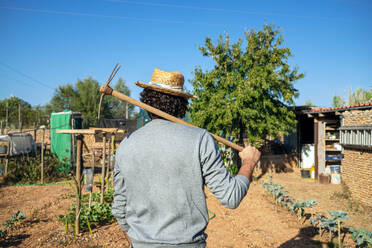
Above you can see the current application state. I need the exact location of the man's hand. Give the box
[237,145,261,180]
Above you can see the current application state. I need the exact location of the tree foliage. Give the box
[49,77,108,127]
[190,24,304,144]
[332,87,372,107]
[49,77,134,127]
[109,77,134,119]
[332,95,346,107]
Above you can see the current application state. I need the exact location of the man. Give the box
[112,68,261,248]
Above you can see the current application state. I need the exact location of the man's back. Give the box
[112,119,250,248]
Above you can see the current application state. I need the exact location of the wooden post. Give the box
[75,135,82,235]
[126,103,129,119]
[18,102,21,131]
[0,121,3,135]
[71,119,75,170]
[89,151,95,209]
[106,135,112,192]
[100,135,106,204]
[314,118,319,180]
[33,124,37,143]
[5,102,8,129]
[41,128,45,184]
[4,156,8,177]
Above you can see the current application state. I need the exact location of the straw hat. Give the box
[135,68,195,98]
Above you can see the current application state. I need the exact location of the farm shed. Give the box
[293,102,372,207]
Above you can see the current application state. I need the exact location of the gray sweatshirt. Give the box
[112,119,250,248]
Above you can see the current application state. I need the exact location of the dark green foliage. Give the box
[2,151,68,185]
[190,24,304,144]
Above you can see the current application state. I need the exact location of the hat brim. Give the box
[135,81,195,99]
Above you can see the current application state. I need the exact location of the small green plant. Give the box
[58,186,115,234]
[58,201,114,234]
[313,210,348,245]
[329,210,348,247]
[3,211,26,230]
[350,227,372,247]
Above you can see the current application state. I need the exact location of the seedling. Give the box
[4,211,26,230]
[329,210,348,248]
[350,227,372,247]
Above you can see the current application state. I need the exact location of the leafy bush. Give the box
[58,201,114,232]
[3,151,68,185]
[58,186,115,234]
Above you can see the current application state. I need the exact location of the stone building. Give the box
[302,102,372,207]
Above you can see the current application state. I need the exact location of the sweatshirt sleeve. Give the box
[111,151,130,232]
[199,131,250,209]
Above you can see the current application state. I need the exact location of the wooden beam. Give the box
[89,127,125,133]
[56,129,98,134]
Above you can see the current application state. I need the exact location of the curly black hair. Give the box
[140,88,189,119]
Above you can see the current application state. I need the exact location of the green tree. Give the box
[0,96,33,129]
[332,95,346,107]
[190,24,304,144]
[109,77,135,119]
[332,87,372,107]
[49,77,112,127]
[50,84,76,112]
[304,100,315,107]
[348,87,372,105]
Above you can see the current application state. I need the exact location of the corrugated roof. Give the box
[307,101,372,113]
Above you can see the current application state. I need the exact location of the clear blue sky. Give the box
[0,0,371,109]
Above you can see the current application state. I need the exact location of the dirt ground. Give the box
[0,169,370,247]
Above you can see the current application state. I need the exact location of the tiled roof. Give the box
[308,101,372,113]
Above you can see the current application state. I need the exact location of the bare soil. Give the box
[0,169,370,247]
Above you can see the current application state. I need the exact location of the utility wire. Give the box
[106,0,358,23]
[0,6,226,27]
[0,62,54,90]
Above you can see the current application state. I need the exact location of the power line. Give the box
[106,0,359,23]
[0,6,227,27]
[0,62,54,90]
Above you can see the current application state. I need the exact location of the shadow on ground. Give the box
[278,226,326,248]
[0,233,30,247]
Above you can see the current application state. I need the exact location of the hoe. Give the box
[98,63,244,152]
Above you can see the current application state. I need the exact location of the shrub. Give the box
[3,151,68,185]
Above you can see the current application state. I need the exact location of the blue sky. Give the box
[0,0,371,109]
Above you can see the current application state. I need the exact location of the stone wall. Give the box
[343,109,372,126]
[341,109,372,207]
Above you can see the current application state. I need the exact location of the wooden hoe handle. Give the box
[100,84,244,152]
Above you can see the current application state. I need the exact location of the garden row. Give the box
[261,175,372,247]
